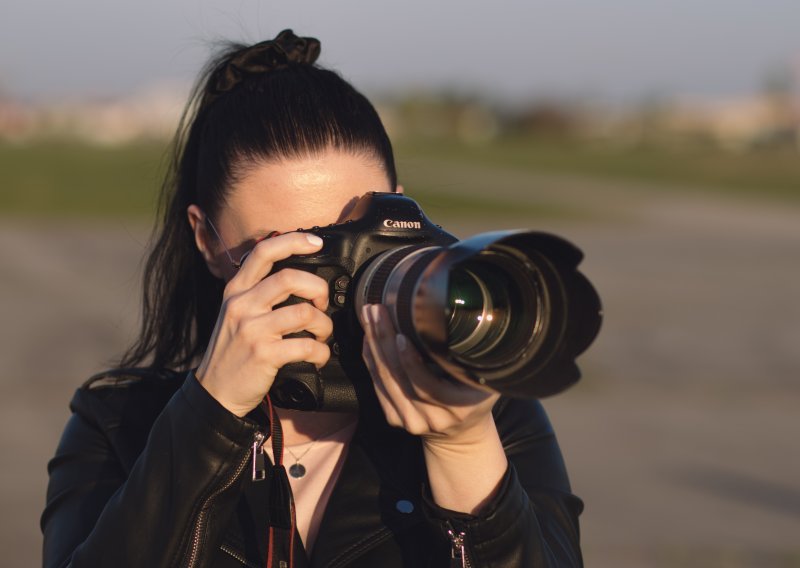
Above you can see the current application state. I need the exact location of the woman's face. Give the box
[189,148,394,281]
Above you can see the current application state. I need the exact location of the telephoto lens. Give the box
[356,231,602,399]
[269,192,601,411]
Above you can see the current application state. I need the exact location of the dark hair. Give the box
[120,31,397,370]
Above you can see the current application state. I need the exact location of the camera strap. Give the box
[264,394,298,568]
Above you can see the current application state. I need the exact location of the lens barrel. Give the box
[356,230,601,398]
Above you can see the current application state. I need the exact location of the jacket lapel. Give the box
[310,421,428,567]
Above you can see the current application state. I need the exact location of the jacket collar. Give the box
[222,413,428,567]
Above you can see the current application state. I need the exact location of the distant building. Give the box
[0,84,186,144]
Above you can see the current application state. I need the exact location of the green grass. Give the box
[2,135,798,220]
[0,140,167,218]
[395,136,800,201]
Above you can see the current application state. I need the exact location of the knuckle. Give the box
[303,340,320,362]
[272,269,292,288]
[321,318,334,340]
[253,236,277,257]
[294,338,312,357]
[222,280,238,299]
[313,275,329,295]
[427,414,450,434]
[310,338,326,355]
[244,243,265,265]
[248,338,262,358]
[295,301,316,323]
[310,339,330,361]
[224,295,245,321]
[404,418,427,436]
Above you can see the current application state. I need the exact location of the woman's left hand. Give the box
[361,303,508,514]
[359,303,499,443]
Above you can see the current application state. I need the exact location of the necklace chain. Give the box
[285,442,317,479]
[285,440,319,465]
[282,420,356,479]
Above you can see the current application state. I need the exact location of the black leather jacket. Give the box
[42,369,583,567]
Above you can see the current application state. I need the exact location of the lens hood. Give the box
[396,230,602,398]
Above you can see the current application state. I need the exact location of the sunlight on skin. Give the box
[187,149,393,444]
[220,151,392,248]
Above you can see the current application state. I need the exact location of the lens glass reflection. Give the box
[447,260,512,357]
[447,269,486,347]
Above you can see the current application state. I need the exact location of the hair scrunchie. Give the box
[211,29,321,97]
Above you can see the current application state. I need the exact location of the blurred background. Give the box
[2,1,799,566]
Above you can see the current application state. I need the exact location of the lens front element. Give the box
[446,249,543,369]
[447,264,510,357]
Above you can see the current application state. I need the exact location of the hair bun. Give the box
[212,29,321,96]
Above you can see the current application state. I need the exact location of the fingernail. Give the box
[361,304,371,325]
[306,234,323,246]
[396,334,407,352]
[370,304,381,324]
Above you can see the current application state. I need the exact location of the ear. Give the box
[187,204,226,280]
[395,184,404,194]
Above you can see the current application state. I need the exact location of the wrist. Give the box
[421,414,508,514]
[422,411,498,451]
[194,370,253,418]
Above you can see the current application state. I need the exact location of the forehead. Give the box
[220,150,392,239]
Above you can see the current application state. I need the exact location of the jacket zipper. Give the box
[221,543,259,568]
[446,521,473,568]
[186,430,267,568]
[251,430,268,481]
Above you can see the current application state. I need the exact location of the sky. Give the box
[2,0,800,103]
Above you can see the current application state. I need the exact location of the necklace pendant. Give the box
[288,463,306,479]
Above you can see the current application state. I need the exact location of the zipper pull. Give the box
[447,525,469,568]
[252,431,267,481]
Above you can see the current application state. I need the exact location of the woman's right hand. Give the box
[195,232,332,417]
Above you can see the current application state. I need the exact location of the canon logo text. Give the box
[383,219,422,229]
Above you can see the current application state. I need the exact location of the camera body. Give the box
[270,192,458,411]
[269,191,602,412]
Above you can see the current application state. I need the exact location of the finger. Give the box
[396,333,495,407]
[393,334,443,405]
[220,269,328,328]
[393,328,497,407]
[262,302,333,341]
[226,232,323,295]
[363,305,429,432]
[367,305,418,401]
[264,337,330,370]
[363,305,412,400]
[252,268,330,311]
[362,335,403,427]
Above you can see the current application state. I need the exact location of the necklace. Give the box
[285,440,319,479]
[280,418,357,479]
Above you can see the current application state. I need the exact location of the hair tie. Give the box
[211,29,321,97]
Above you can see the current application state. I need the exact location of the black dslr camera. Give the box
[270,192,602,412]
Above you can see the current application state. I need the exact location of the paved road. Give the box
[2,165,799,566]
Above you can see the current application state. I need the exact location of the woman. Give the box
[42,30,583,567]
